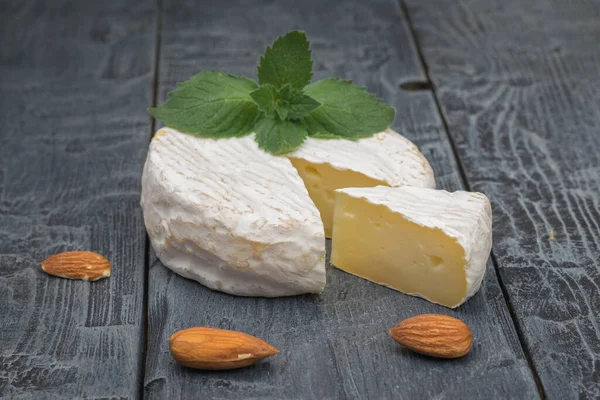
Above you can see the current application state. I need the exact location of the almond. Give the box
[390,314,472,358]
[40,251,111,281]
[169,327,279,370]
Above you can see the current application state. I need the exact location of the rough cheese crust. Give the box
[291,129,435,189]
[141,128,326,297]
[336,186,493,307]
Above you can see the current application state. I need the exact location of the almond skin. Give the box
[41,251,111,281]
[169,327,279,370]
[390,314,472,359]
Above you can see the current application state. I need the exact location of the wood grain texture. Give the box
[402,0,600,398]
[144,0,540,398]
[0,0,155,397]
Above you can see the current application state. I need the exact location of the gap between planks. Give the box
[397,0,546,397]
[140,0,164,398]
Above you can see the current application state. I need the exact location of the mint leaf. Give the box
[250,84,278,115]
[301,78,395,138]
[254,117,307,154]
[274,83,292,119]
[286,90,321,119]
[258,31,313,90]
[275,106,289,120]
[149,72,259,138]
[278,83,292,101]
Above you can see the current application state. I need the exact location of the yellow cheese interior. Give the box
[289,158,388,237]
[330,191,467,307]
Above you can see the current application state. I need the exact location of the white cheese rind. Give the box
[141,128,326,297]
[336,186,493,307]
[290,129,435,189]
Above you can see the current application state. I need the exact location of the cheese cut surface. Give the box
[331,186,492,308]
[141,128,326,297]
[289,129,436,237]
[289,159,387,237]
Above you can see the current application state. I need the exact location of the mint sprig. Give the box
[149,31,396,155]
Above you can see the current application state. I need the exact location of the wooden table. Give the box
[1,0,599,398]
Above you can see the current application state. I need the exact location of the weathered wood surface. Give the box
[143,0,540,398]
[0,0,155,398]
[402,0,600,398]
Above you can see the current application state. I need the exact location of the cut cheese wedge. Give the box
[331,186,492,308]
[290,129,435,237]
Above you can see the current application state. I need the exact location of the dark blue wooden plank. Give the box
[143,0,540,398]
[0,0,156,397]
[402,0,600,398]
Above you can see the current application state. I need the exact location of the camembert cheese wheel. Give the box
[141,127,435,297]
